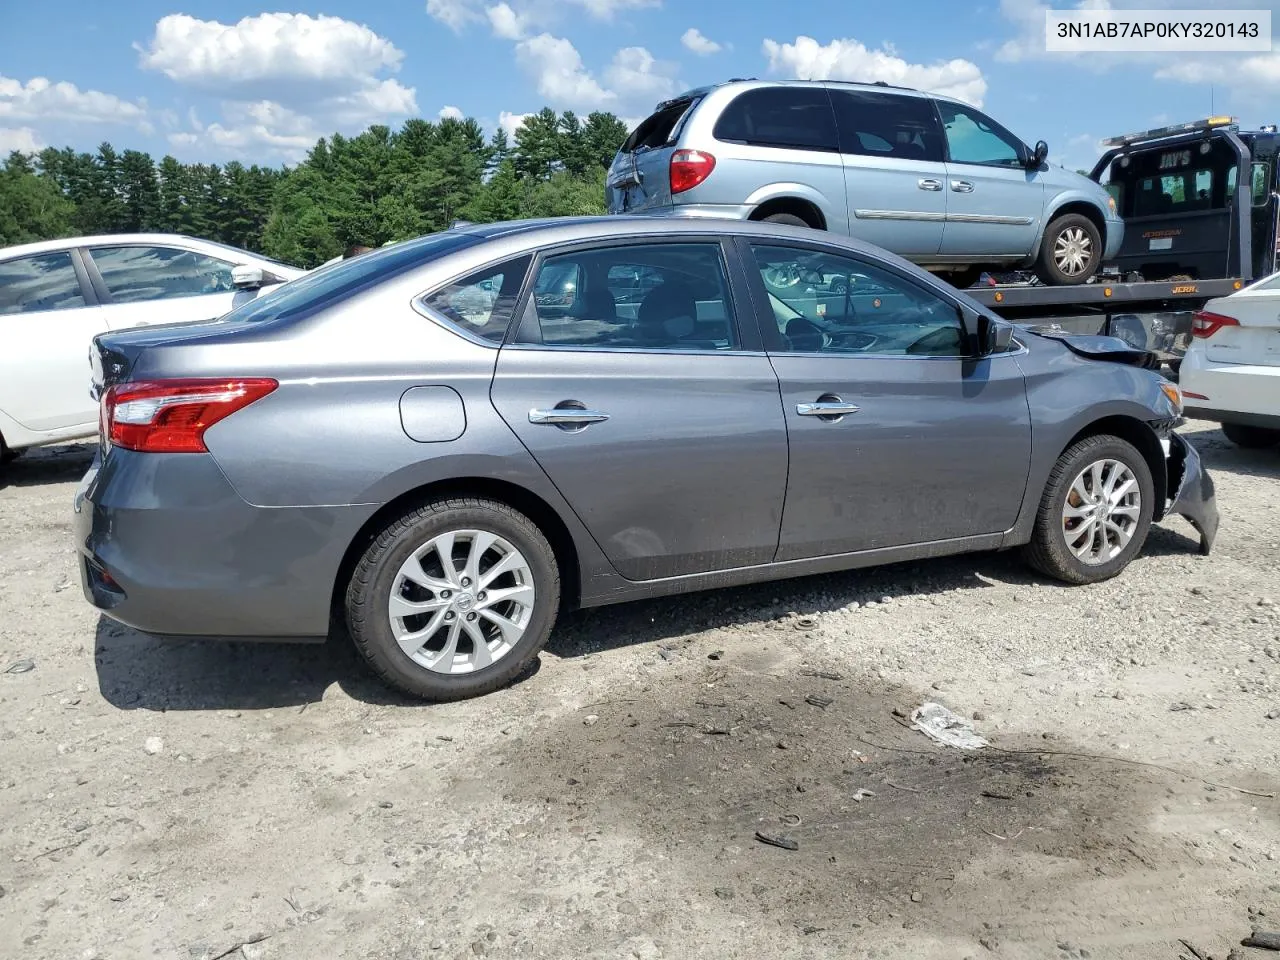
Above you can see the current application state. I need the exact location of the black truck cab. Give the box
[1091,117,1280,283]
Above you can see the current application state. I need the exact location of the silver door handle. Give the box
[918,178,942,191]
[529,408,610,425]
[796,401,860,416]
[951,180,975,193]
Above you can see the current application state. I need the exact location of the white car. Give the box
[0,234,305,459]
[1181,270,1280,448]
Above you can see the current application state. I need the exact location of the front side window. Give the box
[0,252,86,316]
[525,242,737,351]
[937,101,1026,168]
[713,87,839,152]
[421,256,531,343]
[750,243,967,357]
[830,91,945,163]
[89,246,236,303]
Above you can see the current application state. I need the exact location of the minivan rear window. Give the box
[712,87,839,152]
[623,98,699,152]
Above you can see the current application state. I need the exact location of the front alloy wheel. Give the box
[1060,459,1142,565]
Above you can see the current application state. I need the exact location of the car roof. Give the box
[0,233,253,262]
[662,78,943,107]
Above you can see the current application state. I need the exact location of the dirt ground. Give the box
[1,420,1278,960]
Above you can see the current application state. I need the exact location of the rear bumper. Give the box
[74,449,376,639]
[1163,432,1218,555]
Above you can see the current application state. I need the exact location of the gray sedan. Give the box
[75,217,1218,702]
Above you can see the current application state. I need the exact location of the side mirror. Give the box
[958,306,1014,355]
[231,264,265,289]
[1030,140,1049,168]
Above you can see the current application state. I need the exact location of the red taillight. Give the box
[1191,310,1240,339]
[670,149,716,194]
[103,378,278,453]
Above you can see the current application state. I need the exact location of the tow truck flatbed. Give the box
[968,277,1243,312]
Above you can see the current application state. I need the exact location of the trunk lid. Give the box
[606,95,702,215]
[1199,291,1280,367]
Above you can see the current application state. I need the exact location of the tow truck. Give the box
[968,116,1280,364]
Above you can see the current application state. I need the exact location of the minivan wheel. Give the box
[346,497,560,702]
[1035,213,1102,285]
[1022,435,1154,584]
[1221,423,1280,448]
[761,212,811,229]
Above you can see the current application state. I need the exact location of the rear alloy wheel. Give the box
[346,498,560,701]
[1221,423,1280,449]
[1035,213,1102,285]
[1022,435,1154,584]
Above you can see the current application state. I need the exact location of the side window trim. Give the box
[935,99,1029,169]
[507,236,753,353]
[68,248,103,307]
[732,235,980,360]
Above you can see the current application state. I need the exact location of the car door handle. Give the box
[918,178,943,191]
[529,408,610,425]
[951,180,975,193]
[796,401,860,417]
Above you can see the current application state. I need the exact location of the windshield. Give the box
[220,231,478,325]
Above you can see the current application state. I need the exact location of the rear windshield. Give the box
[622,98,698,152]
[220,231,478,325]
[1108,139,1242,217]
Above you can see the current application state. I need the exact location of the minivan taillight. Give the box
[1191,310,1240,339]
[103,378,278,453]
[670,149,716,194]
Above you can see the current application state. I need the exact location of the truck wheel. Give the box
[1022,434,1154,584]
[345,497,561,702]
[1221,423,1280,449]
[1035,213,1102,285]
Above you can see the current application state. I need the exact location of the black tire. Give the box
[0,435,17,464]
[1022,434,1154,585]
[1035,213,1103,285]
[761,212,812,229]
[1221,423,1280,449]
[346,497,560,702]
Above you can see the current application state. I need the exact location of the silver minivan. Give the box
[607,80,1124,287]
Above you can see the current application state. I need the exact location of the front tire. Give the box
[1035,213,1102,285]
[1022,435,1154,584]
[1222,423,1280,449]
[346,497,560,702]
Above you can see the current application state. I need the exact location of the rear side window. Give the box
[0,252,86,315]
[713,87,838,152]
[89,245,236,303]
[830,91,945,163]
[421,255,531,343]
[623,98,698,152]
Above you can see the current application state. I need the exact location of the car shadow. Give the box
[1184,426,1280,478]
[0,442,95,488]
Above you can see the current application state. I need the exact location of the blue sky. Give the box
[1,0,1277,172]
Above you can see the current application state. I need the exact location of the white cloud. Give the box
[681,28,722,56]
[762,35,988,107]
[487,2,529,39]
[438,104,465,120]
[515,33,616,109]
[566,0,659,18]
[603,47,678,104]
[498,110,531,138]
[0,75,151,131]
[996,0,1113,63]
[427,0,482,31]
[0,126,44,154]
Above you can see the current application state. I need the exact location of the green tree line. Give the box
[0,108,631,266]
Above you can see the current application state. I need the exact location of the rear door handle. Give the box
[529,408,610,425]
[796,401,860,417]
[951,180,975,193]
[918,178,942,191]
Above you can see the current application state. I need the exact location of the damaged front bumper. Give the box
[1158,430,1219,555]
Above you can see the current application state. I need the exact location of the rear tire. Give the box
[1022,435,1154,584]
[0,435,18,464]
[1035,213,1103,285]
[346,497,560,702]
[761,212,812,229]
[1221,423,1280,449]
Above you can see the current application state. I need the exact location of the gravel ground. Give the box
[0,420,1278,960]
